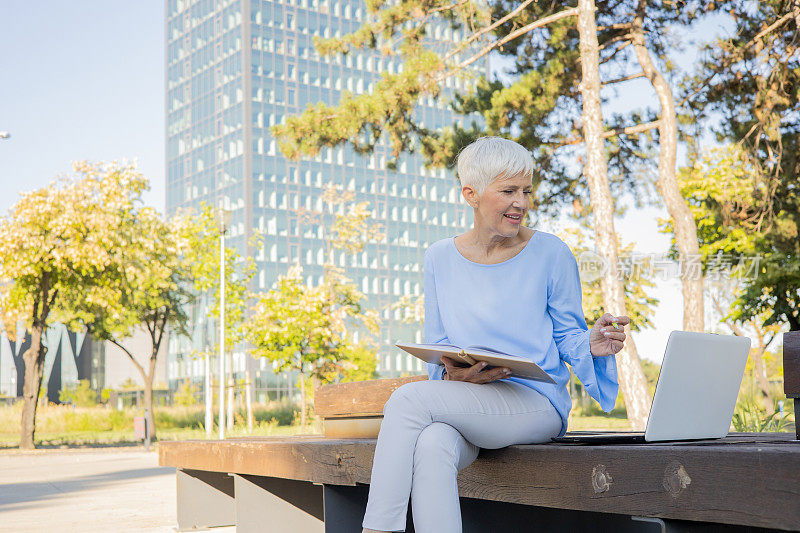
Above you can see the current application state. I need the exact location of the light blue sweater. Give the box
[424,230,619,436]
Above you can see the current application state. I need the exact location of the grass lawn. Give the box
[0,424,315,449]
[1,402,791,449]
[0,412,631,449]
[0,401,309,449]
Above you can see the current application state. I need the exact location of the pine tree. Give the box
[682,0,800,330]
[273,0,720,427]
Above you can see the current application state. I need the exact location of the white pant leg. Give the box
[362,380,562,532]
[410,423,478,533]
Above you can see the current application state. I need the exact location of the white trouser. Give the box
[361,379,562,532]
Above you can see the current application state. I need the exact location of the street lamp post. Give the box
[204,299,213,438]
[216,209,231,440]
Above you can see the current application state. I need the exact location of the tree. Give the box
[246,187,383,426]
[270,0,724,427]
[183,205,256,431]
[0,161,146,449]
[629,0,704,333]
[185,205,256,350]
[669,144,791,412]
[63,163,195,447]
[293,183,386,266]
[682,0,800,330]
[243,265,378,427]
[574,0,649,427]
[559,226,658,334]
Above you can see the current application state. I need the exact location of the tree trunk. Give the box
[577,0,651,429]
[299,370,307,428]
[20,325,47,450]
[143,354,158,449]
[631,0,704,333]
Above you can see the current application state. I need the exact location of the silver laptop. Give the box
[553,331,751,444]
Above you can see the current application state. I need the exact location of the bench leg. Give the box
[234,474,324,532]
[176,469,235,531]
[322,484,407,533]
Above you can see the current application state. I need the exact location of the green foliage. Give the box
[314,341,379,388]
[0,161,156,447]
[662,145,765,260]
[272,1,694,217]
[244,185,382,389]
[321,186,386,254]
[732,395,790,433]
[244,265,378,380]
[63,198,195,347]
[665,143,800,330]
[680,1,800,330]
[118,378,139,390]
[173,380,200,406]
[253,401,299,426]
[183,204,257,351]
[50,163,200,442]
[154,402,299,429]
[58,380,98,407]
[0,161,149,333]
[0,402,301,440]
[560,226,658,332]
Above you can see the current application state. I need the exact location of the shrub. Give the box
[732,395,790,432]
[174,380,200,406]
[253,400,298,426]
[58,380,98,407]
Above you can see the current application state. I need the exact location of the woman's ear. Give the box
[462,186,479,208]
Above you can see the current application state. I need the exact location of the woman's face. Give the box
[469,173,533,237]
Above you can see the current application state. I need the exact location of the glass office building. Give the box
[165,0,486,393]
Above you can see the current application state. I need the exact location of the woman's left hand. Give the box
[589,313,630,356]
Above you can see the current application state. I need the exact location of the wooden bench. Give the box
[160,433,799,532]
[159,333,800,532]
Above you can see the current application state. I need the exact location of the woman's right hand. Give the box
[441,356,511,384]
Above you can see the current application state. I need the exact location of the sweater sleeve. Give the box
[424,248,448,380]
[547,243,618,412]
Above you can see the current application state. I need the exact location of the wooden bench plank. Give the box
[160,438,375,486]
[159,434,800,531]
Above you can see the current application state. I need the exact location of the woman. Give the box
[362,137,628,533]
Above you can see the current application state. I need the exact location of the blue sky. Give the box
[0,1,165,212]
[0,2,735,363]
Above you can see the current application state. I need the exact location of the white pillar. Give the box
[218,230,226,439]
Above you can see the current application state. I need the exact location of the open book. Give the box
[396,342,556,384]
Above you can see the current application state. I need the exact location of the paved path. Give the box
[0,447,188,532]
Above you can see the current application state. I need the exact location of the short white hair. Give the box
[456,137,534,194]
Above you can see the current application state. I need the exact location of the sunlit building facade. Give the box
[165,0,485,394]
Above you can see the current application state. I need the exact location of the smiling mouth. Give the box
[504,213,522,221]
